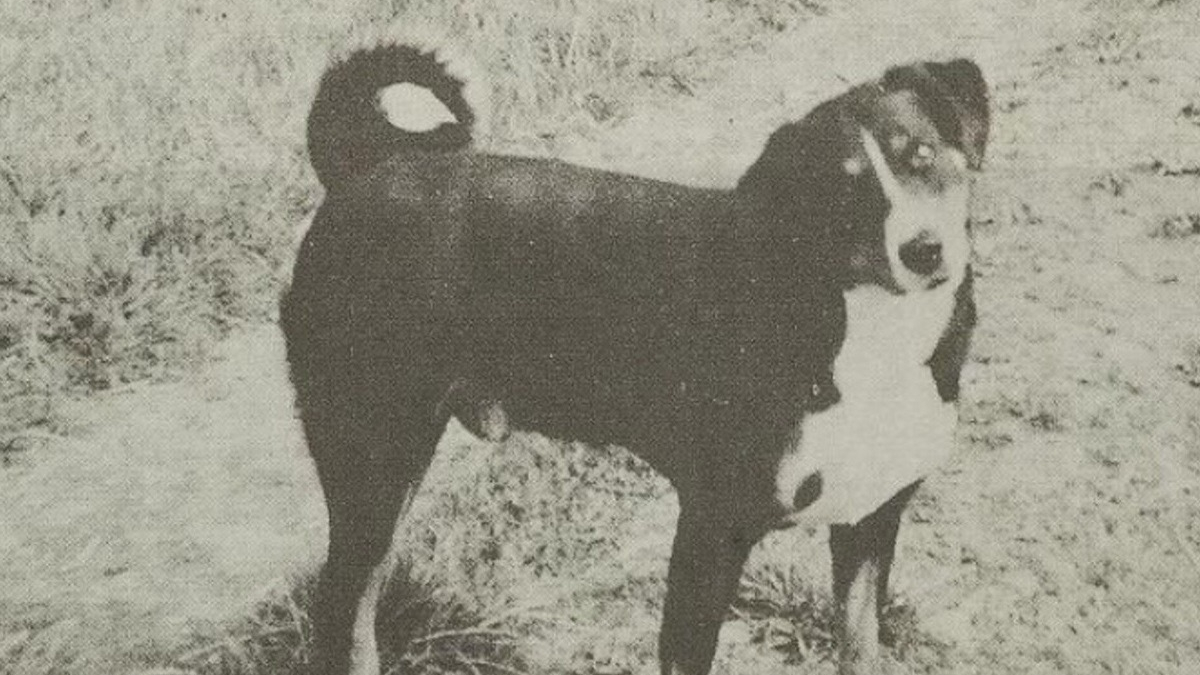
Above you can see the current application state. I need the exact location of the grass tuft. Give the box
[166,433,669,675]
[1151,214,1200,239]
[735,563,837,666]
[735,559,950,669]
[0,0,827,445]
[175,565,525,675]
[378,570,525,675]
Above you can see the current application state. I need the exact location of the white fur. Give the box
[347,555,389,675]
[338,25,492,140]
[378,82,457,132]
[347,490,415,675]
[859,128,970,293]
[771,128,973,526]
[775,283,958,526]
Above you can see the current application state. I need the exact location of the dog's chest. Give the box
[776,284,959,526]
[834,284,955,392]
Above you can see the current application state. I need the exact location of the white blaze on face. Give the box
[377,82,458,132]
[858,127,971,293]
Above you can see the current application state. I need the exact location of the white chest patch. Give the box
[775,283,959,526]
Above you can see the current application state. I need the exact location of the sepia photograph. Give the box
[2,0,1199,673]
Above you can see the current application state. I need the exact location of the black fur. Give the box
[882,58,990,169]
[930,271,977,402]
[307,44,481,190]
[282,44,988,675]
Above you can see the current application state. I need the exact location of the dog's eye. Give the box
[908,142,936,170]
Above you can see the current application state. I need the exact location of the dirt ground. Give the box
[4,0,1200,673]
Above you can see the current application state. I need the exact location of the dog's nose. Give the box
[793,471,824,511]
[898,232,943,276]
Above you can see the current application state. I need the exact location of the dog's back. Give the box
[287,42,830,455]
[285,152,732,442]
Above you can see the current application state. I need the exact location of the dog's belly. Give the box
[458,334,674,449]
[776,284,958,526]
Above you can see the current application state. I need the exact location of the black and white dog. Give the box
[282,37,988,675]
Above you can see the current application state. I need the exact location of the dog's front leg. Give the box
[658,503,763,675]
[828,482,920,675]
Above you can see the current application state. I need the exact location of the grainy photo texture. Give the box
[2,1,1199,675]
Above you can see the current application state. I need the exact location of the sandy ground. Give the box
[4,0,1200,672]
[0,331,324,672]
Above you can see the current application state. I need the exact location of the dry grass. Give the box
[1,1,830,671]
[9,1,1200,674]
[2,2,832,669]
[174,568,523,675]
[0,1,835,667]
[163,432,672,675]
[0,0,818,441]
[735,562,838,666]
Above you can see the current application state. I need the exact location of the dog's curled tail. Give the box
[307,38,488,190]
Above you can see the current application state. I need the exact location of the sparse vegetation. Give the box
[7,0,1200,674]
[1152,213,1200,239]
[736,563,838,665]
[176,566,523,675]
[1,1,835,671]
[0,0,822,441]
[173,435,672,675]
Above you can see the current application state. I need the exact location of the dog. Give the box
[282,37,988,675]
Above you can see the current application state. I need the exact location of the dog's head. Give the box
[737,59,989,294]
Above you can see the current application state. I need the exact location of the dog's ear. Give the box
[882,59,989,169]
[737,99,849,206]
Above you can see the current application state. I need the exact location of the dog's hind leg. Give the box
[303,402,447,675]
[828,481,920,675]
